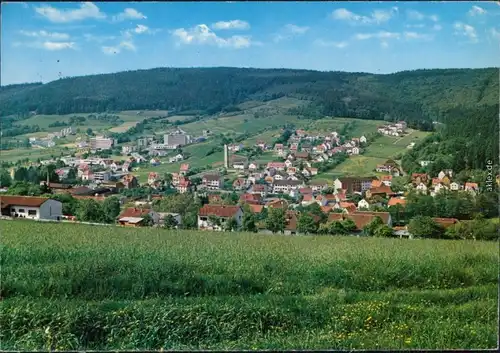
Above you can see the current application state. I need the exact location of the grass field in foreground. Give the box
[1,220,498,350]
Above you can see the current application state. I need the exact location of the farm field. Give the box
[120,110,170,117]
[1,220,498,350]
[0,146,70,162]
[108,121,140,133]
[18,114,114,132]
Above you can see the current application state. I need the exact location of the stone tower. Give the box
[224,144,229,169]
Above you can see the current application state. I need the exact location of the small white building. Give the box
[1,196,62,221]
[416,183,428,194]
[357,199,370,209]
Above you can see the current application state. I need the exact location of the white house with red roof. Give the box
[267,162,286,171]
[177,178,191,193]
[1,196,62,220]
[179,163,190,176]
[148,172,160,185]
[197,205,243,231]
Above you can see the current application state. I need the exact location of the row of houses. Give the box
[410,170,480,196]
[377,121,407,137]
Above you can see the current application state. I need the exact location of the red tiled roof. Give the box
[266,199,288,209]
[148,172,159,179]
[433,218,459,228]
[339,202,357,213]
[328,213,344,222]
[248,204,264,213]
[381,175,393,181]
[412,173,428,179]
[302,194,313,202]
[371,180,383,188]
[465,182,478,189]
[321,206,333,213]
[267,162,286,168]
[0,196,51,208]
[388,197,406,206]
[299,187,312,194]
[348,211,391,230]
[199,205,241,217]
[369,185,393,195]
[431,178,441,185]
[118,207,151,218]
[203,174,222,181]
[240,193,261,202]
[180,163,190,171]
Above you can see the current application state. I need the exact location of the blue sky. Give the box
[1,1,499,85]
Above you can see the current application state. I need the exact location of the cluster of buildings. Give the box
[29,127,76,148]
[410,170,481,197]
[377,121,407,137]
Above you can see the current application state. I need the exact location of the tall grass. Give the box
[0,220,498,350]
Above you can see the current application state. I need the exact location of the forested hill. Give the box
[0,67,498,124]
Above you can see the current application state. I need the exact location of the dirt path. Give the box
[393,129,414,145]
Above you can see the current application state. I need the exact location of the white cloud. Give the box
[34,2,106,23]
[331,7,398,25]
[468,6,486,16]
[112,8,147,22]
[407,10,438,22]
[273,24,310,42]
[101,40,136,55]
[19,30,70,40]
[134,24,149,34]
[119,41,136,51]
[42,41,75,50]
[403,32,434,40]
[405,24,425,29]
[314,39,348,48]
[284,24,309,34]
[83,33,117,43]
[12,39,76,51]
[3,2,29,8]
[433,24,442,31]
[406,10,425,21]
[172,24,256,49]
[381,41,389,48]
[102,46,119,55]
[454,22,478,42]
[211,20,250,30]
[354,31,400,40]
[489,28,500,40]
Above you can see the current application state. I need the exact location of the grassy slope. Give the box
[319,129,431,178]
[1,220,498,350]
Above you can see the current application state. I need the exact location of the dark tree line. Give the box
[1,67,497,120]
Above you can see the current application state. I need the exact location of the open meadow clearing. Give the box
[108,121,140,133]
[0,147,69,163]
[1,220,498,350]
[322,129,432,177]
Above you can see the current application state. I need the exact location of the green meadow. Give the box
[1,220,497,350]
